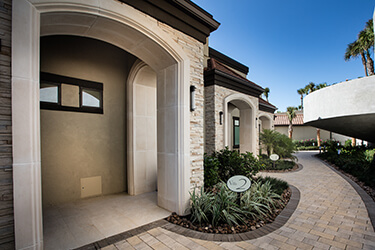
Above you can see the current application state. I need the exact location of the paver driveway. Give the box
[92,151,375,250]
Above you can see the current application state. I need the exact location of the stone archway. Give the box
[223,94,257,154]
[12,1,191,249]
[259,114,272,131]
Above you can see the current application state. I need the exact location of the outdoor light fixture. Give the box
[219,111,223,125]
[190,85,196,111]
[255,117,258,128]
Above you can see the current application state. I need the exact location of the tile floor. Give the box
[43,191,170,250]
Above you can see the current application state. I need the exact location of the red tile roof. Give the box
[274,112,304,126]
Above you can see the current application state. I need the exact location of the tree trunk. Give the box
[317,129,321,147]
[352,137,356,147]
[366,54,374,76]
[300,96,303,110]
[361,52,368,76]
[288,123,293,139]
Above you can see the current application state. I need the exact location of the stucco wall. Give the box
[275,125,350,143]
[275,126,330,141]
[0,0,14,248]
[40,36,135,206]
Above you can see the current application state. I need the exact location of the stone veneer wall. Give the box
[205,85,260,155]
[0,0,14,248]
[157,22,205,190]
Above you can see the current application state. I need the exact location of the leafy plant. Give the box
[204,148,263,189]
[189,177,288,227]
[257,176,289,195]
[318,144,375,188]
[260,129,296,159]
[258,155,295,171]
[189,187,212,225]
[203,155,220,188]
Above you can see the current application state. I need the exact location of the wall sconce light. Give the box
[255,117,258,128]
[190,85,196,111]
[219,111,223,125]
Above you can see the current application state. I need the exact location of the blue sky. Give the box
[193,0,374,112]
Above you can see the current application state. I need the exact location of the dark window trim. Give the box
[40,72,103,114]
[233,116,240,149]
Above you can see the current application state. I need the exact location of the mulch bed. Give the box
[319,158,375,202]
[166,187,291,234]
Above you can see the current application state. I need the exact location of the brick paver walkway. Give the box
[95,151,375,249]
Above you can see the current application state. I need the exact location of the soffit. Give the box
[119,0,220,43]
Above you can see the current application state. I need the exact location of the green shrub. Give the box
[365,149,375,162]
[318,145,375,188]
[204,148,262,189]
[257,176,289,195]
[297,146,319,150]
[203,155,220,188]
[260,129,296,159]
[258,155,295,171]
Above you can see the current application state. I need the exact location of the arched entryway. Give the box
[12,1,191,249]
[258,114,273,155]
[223,94,257,154]
[259,115,272,131]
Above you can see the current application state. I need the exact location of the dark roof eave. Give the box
[209,47,249,75]
[119,0,220,43]
[259,102,277,113]
[172,0,220,32]
[204,69,264,97]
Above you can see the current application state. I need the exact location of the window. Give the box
[40,72,103,114]
[40,82,59,104]
[233,117,240,149]
[81,88,102,108]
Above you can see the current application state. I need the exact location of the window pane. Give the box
[40,83,58,103]
[82,89,101,107]
[234,126,240,145]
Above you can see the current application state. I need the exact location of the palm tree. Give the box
[358,19,374,75]
[345,40,368,76]
[259,129,277,156]
[286,106,297,139]
[297,88,306,110]
[305,82,316,94]
[317,128,321,147]
[263,87,270,102]
[345,18,374,76]
[316,83,328,90]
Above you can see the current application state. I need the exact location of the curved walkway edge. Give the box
[317,157,375,231]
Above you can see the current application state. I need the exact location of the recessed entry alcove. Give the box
[40,35,138,206]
